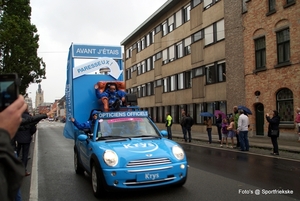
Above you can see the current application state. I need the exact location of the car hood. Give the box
[96,138,180,163]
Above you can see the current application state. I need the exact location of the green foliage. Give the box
[0,0,46,95]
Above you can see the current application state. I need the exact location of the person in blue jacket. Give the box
[95,83,126,111]
[70,110,111,136]
[70,110,98,133]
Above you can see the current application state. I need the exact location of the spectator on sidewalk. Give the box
[14,109,37,177]
[216,114,222,142]
[180,111,187,141]
[233,106,240,148]
[266,110,280,155]
[227,117,235,148]
[237,110,249,151]
[165,112,173,140]
[184,113,194,142]
[0,95,27,201]
[204,117,212,144]
[295,108,300,141]
[220,118,229,148]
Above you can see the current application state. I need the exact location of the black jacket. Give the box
[0,129,24,201]
[184,116,194,129]
[20,113,48,130]
[266,115,280,137]
[14,112,34,144]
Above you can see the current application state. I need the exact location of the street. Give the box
[21,121,300,201]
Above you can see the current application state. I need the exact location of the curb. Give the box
[172,136,300,154]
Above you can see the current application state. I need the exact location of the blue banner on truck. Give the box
[63,43,123,139]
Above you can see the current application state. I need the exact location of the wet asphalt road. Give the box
[21,121,300,201]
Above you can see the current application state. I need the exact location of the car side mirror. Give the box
[78,134,88,141]
[160,130,168,137]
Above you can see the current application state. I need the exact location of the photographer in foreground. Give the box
[0,95,27,201]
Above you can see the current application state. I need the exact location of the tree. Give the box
[0,0,46,95]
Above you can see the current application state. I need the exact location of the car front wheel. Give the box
[91,162,106,198]
[74,150,84,175]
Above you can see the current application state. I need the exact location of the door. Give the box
[255,103,264,135]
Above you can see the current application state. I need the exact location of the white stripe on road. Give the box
[29,130,38,201]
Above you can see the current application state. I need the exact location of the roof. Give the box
[120,0,181,45]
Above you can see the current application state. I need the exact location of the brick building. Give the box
[243,0,299,139]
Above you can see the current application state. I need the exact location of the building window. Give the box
[185,71,192,88]
[192,0,201,8]
[216,19,225,41]
[170,75,177,91]
[277,28,290,64]
[137,40,141,52]
[206,64,216,84]
[155,25,161,34]
[169,46,175,62]
[183,4,191,22]
[168,15,174,33]
[242,0,248,13]
[137,63,141,75]
[204,19,224,46]
[146,57,152,71]
[285,0,295,5]
[152,55,156,69]
[155,79,162,87]
[193,30,204,42]
[255,37,266,69]
[151,30,155,44]
[184,37,191,55]
[178,73,184,90]
[176,42,183,59]
[162,49,168,64]
[162,21,168,36]
[204,0,219,10]
[163,77,169,92]
[175,9,183,28]
[141,61,146,74]
[141,38,145,50]
[276,88,293,123]
[155,52,162,60]
[204,25,214,45]
[217,62,226,82]
[193,67,204,77]
[146,34,151,47]
[196,103,204,124]
[268,0,276,12]
[146,83,152,96]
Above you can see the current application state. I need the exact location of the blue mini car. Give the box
[74,110,188,198]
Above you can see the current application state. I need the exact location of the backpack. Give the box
[222,125,228,134]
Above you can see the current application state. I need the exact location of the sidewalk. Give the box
[171,130,300,154]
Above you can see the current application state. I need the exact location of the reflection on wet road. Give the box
[181,143,300,199]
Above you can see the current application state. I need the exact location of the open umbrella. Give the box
[214,110,226,119]
[200,112,214,117]
[238,105,252,115]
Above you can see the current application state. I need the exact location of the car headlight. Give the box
[172,145,185,160]
[103,150,118,167]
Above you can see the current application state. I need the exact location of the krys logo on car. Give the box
[123,142,158,153]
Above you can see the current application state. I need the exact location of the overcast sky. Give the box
[28,0,167,106]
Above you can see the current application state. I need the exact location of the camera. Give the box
[0,73,20,112]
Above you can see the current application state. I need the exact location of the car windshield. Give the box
[96,117,160,138]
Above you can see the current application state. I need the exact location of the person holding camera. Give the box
[0,95,27,201]
[266,110,280,155]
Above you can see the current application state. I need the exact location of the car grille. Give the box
[126,158,172,168]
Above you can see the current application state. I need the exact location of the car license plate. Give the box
[137,171,167,182]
